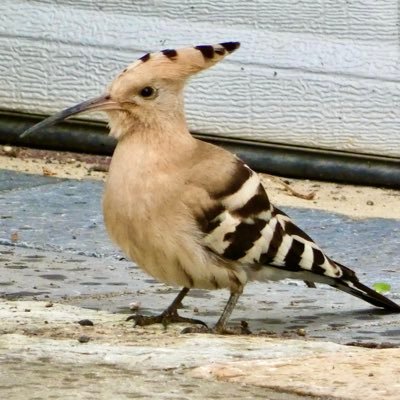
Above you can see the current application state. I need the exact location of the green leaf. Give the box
[372,282,391,294]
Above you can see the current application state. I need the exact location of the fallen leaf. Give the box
[42,166,57,176]
[372,282,391,294]
[11,232,19,242]
[264,174,316,200]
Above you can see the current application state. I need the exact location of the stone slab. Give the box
[1,300,399,400]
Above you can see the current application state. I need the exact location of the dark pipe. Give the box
[0,111,115,155]
[202,135,400,189]
[1,110,399,188]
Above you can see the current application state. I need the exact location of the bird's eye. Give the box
[140,86,156,98]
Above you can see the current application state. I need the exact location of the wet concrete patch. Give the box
[0,169,64,192]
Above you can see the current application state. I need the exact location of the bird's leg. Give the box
[126,287,207,328]
[213,292,241,334]
[181,292,243,335]
[304,280,316,288]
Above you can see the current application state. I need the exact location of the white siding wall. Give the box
[0,0,399,157]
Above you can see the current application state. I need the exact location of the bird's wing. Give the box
[194,159,344,280]
[185,150,400,311]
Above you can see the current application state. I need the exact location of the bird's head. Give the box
[21,42,240,140]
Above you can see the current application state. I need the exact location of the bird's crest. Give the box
[120,42,240,81]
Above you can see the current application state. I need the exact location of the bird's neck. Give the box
[108,109,191,145]
[129,117,193,150]
[110,111,197,175]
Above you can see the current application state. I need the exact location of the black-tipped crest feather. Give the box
[220,42,240,52]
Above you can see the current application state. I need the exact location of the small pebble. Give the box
[24,309,31,312]
[129,302,141,311]
[78,335,91,343]
[366,200,374,206]
[296,328,306,337]
[3,145,18,157]
[45,301,53,308]
[78,319,94,326]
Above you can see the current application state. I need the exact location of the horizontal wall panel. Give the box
[0,0,399,157]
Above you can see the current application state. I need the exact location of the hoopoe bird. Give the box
[21,42,400,333]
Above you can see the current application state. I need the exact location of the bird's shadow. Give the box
[229,307,397,339]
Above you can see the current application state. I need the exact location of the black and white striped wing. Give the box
[201,161,343,280]
[194,159,400,312]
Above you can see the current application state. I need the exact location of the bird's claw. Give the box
[180,325,212,334]
[181,320,252,335]
[126,311,207,329]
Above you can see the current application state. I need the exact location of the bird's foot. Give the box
[126,309,207,329]
[181,320,252,335]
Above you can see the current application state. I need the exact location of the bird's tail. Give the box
[330,263,400,312]
[335,280,400,311]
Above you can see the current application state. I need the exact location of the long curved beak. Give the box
[20,94,120,138]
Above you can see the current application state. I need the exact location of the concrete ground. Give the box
[1,147,400,399]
